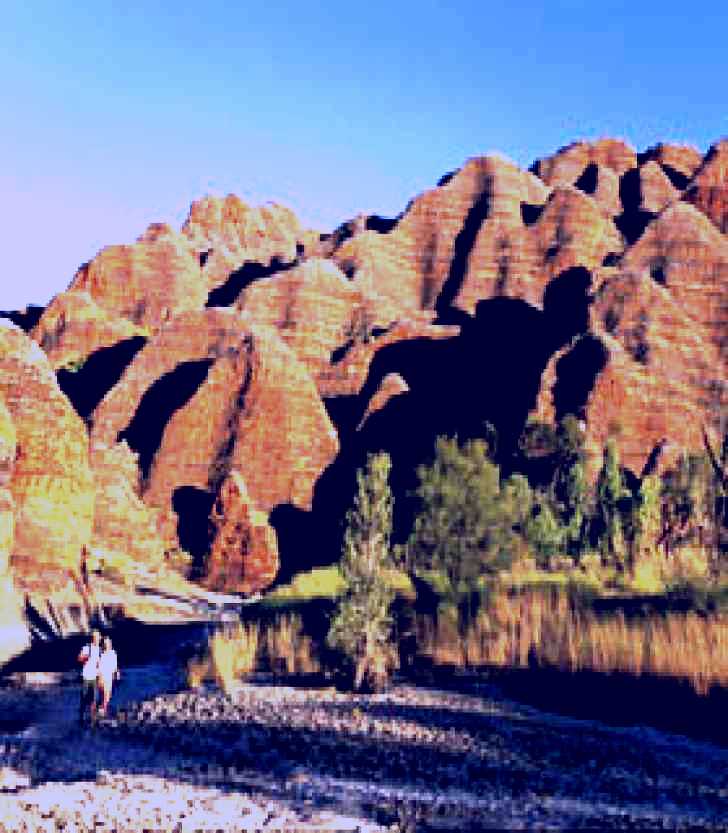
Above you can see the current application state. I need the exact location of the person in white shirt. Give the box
[78,629,101,726]
[97,636,120,717]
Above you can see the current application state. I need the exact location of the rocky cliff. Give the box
[0,139,726,662]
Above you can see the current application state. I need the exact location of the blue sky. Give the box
[1,1,726,310]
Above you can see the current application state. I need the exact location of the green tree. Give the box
[631,474,662,565]
[406,437,517,594]
[524,490,566,566]
[595,438,631,566]
[327,451,397,691]
[551,416,591,558]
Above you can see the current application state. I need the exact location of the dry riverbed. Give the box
[1,666,727,831]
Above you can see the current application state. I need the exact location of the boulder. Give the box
[205,470,279,594]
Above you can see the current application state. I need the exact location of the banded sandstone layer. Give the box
[0,137,726,661]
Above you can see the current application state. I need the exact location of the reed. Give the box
[416,588,728,695]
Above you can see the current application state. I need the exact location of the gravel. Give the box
[1,667,727,831]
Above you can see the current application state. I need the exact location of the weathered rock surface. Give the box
[182,196,304,293]
[533,139,638,186]
[91,308,337,589]
[205,470,279,594]
[357,373,409,431]
[237,257,397,385]
[640,142,703,180]
[68,238,205,332]
[0,321,93,580]
[89,441,165,571]
[637,161,679,214]
[31,290,145,370]
[683,139,728,233]
[621,202,728,364]
[2,136,727,607]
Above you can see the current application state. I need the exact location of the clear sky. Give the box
[1,0,726,310]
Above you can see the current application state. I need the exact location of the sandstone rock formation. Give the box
[90,308,338,588]
[31,290,145,370]
[68,238,205,332]
[637,161,679,214]
[237,257,397,386]
[0,321,94,582]
[683,139,728,233]
[620,202,728,364]
[1,135,726,620]
[205,470,279,594]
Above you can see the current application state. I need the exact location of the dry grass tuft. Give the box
[417,588,728,695]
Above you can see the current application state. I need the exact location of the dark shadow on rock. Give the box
[117,359,214,482]
[553,335,608,423]
[273,298,559,576]
[615,168,657,244]
[574,162,599,195]
[0,305,45,332]
[365,215,398,234]
[206,258,294,308]
[436,169,460,187]
[520,202,544,226]
[172,487,216,577]
[57,336,147,425]
[434,189,491,323]
[542,266,592,351]
[660,163,690,191]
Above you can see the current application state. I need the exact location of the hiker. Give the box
[77,629,101,725]
[97,636,120,717]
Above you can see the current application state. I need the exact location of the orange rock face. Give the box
[533,139,638,186]
[637,162,679,214]
[182,196,305,293]
[31,290,145,370]
[69,238,205,332]
[621,202,728,364]
[91,308,337,590]
[89,440,165,569]
[0,322,93,579]
[237,257,396,385]
[683,139,728,233]
[205,470,279,594]
[640,143,703,180]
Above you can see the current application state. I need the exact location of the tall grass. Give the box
[187,613,319,692]
[416,588,728,695]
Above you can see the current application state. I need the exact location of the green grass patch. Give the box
[262,565,415,607]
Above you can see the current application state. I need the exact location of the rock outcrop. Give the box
[31,290,145,370]
[205,470,279,594]
[91,308,338,588]
[68,238,205,332]
[0,321,94,582]
[683,139,728,233]
[1,135,726,621]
